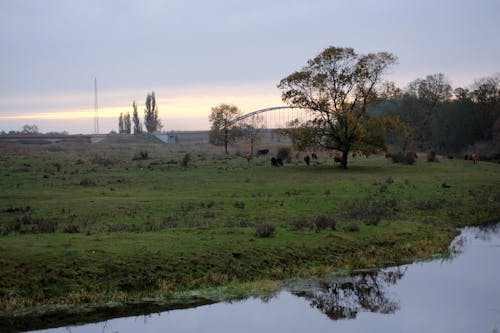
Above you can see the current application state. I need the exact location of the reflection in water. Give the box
[293,268,405,320]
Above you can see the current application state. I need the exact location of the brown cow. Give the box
[246,153,253,163]
[471,152,479,164]
[333,154,342,166]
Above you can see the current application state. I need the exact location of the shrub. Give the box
[365,215,381,226]
[63,224,81,233]
[3,215,58,234]
[255,224,276,238]
[290,218,313,231]
[277,147,292,163]
[313,215,336,231]
[161,215,178,229]
[181,153,191,167]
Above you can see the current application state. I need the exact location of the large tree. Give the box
[208,103,243,155]
[144,92,162,133]
[278,46,397,168]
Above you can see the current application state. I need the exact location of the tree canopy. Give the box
[278,46,397,168]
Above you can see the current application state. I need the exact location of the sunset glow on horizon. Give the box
[0,83,286,133]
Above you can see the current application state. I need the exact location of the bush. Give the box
[277,147,292,163]
[3,215,58,234]
[365,215,381,226]
[181,153,191,167]
[290,218,313,231]
[234,201,245,209]
[255,224,276,238]
[313,215,337,231]
[63,224,81,233]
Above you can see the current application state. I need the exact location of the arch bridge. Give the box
[231,106,314,129]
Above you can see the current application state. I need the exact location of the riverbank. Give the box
[0,143,499,331]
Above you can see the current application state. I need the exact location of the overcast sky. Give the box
[0,0,499,133]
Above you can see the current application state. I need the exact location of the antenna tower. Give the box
[94,77,99,134]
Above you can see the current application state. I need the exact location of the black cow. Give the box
[311,153,318,160]
[257,149,270,156]
[304,155,311,166]
[271,157,283,167]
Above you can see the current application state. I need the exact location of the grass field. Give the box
[0,137,499,329]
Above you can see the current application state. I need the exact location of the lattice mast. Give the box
[94,77,99,134]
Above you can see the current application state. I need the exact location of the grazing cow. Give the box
[304,155,311,166]
[311,153,318,160]
[385,151,392,159]
[471,152,479,164]
[246,153,253,163]
[409,151,418,159]
[257,149,270,156]
[271,157,283,167]
[333,154,342,166]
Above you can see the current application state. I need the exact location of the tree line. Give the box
[372,73,499,157]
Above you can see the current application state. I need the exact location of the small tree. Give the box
[241,115,265,156]
[132,100,142,134]
[144,92,162,133]
[208,104,243,154]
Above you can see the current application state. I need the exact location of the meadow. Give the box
[0,136,499,329]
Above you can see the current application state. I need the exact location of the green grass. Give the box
[0,141,499,328]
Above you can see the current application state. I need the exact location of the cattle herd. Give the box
[245,148,481,167]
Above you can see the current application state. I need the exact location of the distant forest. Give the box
[371,73,499,159]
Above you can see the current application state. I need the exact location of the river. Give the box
[30,223,500,333]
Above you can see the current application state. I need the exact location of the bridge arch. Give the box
[232,106,313,129]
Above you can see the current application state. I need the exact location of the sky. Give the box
[0,0,499,134]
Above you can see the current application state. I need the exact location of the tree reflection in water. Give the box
[293,268,406,320]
